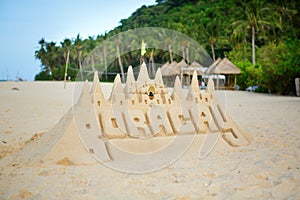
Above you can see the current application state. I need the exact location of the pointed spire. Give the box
[126,65,135,84]
[154,68,164,87]
[109,74,123,101]
[124,66,136,97]
[191,70,200,93]
[91,71,104,99]
[137,62,149,83]
[186,70,200,101]
[93,70,99,82]
[77,80,91,106]
[172,76,184,101]
[206,77,215,95]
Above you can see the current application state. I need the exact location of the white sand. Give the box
[0,81,300,199]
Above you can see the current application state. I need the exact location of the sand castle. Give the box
[4,62,250,173]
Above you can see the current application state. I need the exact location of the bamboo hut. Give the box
[205,57,240,90]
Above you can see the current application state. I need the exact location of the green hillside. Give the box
[35,0,300,95]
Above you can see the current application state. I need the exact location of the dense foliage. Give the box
[34,0,300,95]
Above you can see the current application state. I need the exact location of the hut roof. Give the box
[182,66,204,75]
[190,61,204,69]
[177,59,188,68]
[160,61,170,76]
[168,61,180,76]
[205,57,222,75]
[182,64,206,76]
[173,59,188,75]
[161,61,178,76]
[186,61,207,75]
[205,57,241,75]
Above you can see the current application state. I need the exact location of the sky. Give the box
[0,0,156,81]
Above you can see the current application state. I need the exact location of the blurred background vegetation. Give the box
[34,0,300,95]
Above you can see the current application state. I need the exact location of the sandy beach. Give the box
[0,81,300,199]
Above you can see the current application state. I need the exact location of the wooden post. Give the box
[180,68,183,86]
[116,44,125,83]
[64,50,70,89]
[216,74,219,90]
[234,75,237,90]
[295,78,300,96]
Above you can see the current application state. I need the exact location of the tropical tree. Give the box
[257,39,300,95]
[35,38,54,80]
[200,17,226,61]
[103,43,108,80]
[115,35,125,83]
[61,38,72,87]
[231,0,279,65]
[74,34,84,80]
[45,42,59,77]
[85,36,97,71]
[35,38,65,80]
[271,1,297,41]
[165,37,173,63]
[35,38,47,71]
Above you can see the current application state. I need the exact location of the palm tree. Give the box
[230,20,251,61]
[35,38,48,71]
[231,0,278,65]
[200,17,227,62]
[95,35,108,80]
[271,2,296,42]
[165,37,173,63]
[85,36,97,72]
[45,41,59,77]
[149,49,156,77]
[61,38,72,87]
[74,34,83,80]
[115,35,125,83]
[103,42,108,80]
[35,39,61,79]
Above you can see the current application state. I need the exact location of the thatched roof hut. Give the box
[161,61,178,77]
[205,57,241,90]
[176,59,188,69]
[205,57,222,75]
[160,61,179,87]
[182,61,207,76]
[206,57,240,75]
[160,61,170,76]
[190,61,204,69]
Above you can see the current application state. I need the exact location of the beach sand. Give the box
[0,81,299,199]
